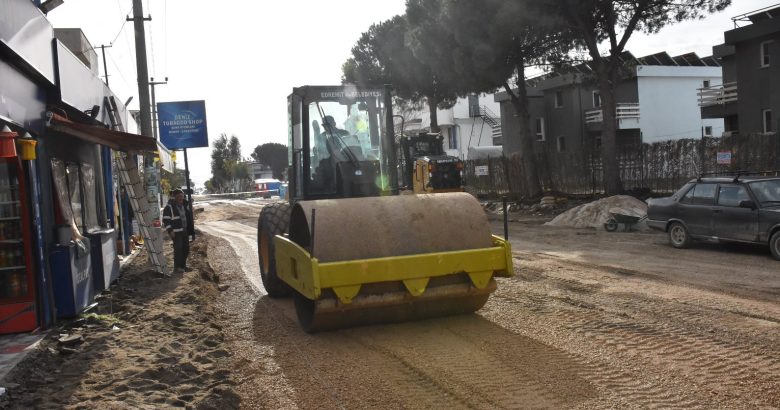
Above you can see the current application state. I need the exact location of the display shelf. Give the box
[0,239,22,244]
[0,201,19,205]
[0,217,20,221]
[0,266,25,272]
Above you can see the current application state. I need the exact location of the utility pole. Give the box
[149,77,168,141]
[149,76,168,211]
[128,0,153,139]
[183,148,194,240]
[98,44,112,86]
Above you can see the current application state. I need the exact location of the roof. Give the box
[46,113,159,152]
[515,49,721,93]
[725,4,780,44]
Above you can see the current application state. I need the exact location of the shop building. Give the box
[0,0,166,333]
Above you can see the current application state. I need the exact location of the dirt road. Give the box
[200,200,779,409]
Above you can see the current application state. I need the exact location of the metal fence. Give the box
[464,133,780,198]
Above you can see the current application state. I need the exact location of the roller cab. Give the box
[258,85,513,332]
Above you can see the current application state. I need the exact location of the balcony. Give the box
[698,82,738,107]
[585,103,640,129]
[699,82,738,119]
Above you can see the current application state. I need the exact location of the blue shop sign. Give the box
[158,100,209,149]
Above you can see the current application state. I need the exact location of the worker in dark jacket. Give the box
[163,189,191,273]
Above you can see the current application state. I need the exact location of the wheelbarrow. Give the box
[604,210,647,232]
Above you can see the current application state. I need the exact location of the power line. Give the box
[163,0,168,76]
[148,8,156,76]
[107,51,132,91]
[117,0,134,61]
[110,13,129,45]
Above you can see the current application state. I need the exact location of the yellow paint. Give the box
[412,158,463,194]
[274,235,513,303]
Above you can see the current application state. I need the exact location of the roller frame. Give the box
[273,234,513,304]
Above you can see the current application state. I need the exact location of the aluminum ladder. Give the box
[105,96,170,276]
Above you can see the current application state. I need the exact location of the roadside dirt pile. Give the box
[545,195,647,229]
[0,241,240,409]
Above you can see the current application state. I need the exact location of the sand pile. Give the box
[545,195,647,229]
[1,240,240,409]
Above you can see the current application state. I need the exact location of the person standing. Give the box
[163,189,190,273]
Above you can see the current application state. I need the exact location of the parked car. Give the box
[647,175,780,260]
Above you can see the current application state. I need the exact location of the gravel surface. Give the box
[201,200,779,409]
[10,199,773,409]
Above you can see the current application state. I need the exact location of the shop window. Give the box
[80,163,101,232]
[65,164,83,230]
[52,159,105,236]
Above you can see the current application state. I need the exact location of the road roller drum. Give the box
[272,192,513,332]
[259,85,513,332]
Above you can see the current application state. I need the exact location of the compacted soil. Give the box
[2,198,778,409]
[198,200,779,409]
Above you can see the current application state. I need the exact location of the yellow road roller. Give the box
[257,85,512,332]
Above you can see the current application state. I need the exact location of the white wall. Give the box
[412,93,501,159]
[636,66,725,143]
[449,93,501,119]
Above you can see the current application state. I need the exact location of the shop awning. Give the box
[46,113,159,152]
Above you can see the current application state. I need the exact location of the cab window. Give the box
[717,185,750,207]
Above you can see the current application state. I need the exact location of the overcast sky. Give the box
[46,0,778,187]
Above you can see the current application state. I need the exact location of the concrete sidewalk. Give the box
[0,332,46,383]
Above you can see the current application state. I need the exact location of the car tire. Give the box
[604,218,619,232]
[668,222,691,249]
[770,231,780,261]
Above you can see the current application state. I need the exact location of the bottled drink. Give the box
[8,272,20,298]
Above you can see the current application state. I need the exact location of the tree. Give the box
[210,133,230,189]
[160,166,187,194]
[250,142,288,180]
[208,133,249,192]
[540,0,731,194]
[342,15,459,132]
[408,0,573,198]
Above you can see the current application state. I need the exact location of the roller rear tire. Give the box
[258,202,292,297]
